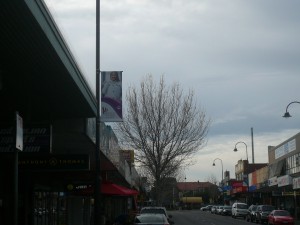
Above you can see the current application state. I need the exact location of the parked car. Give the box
[245,204,258,222]
[140,207,174,225]
[268,210,294,225]
[222,205,232,216]
[201,205,212,211]
[211,205,218,214]
[255,204,275,224]
[134,213,170,225]
[231,202,248,219]
[216,206,224,215]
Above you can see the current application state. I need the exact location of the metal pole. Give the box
[251,127,254,163]
[185,177,187,209]
[95,0,103,224]
[213,158,223,181]
[13,148,18,225]
[213,158,224,203]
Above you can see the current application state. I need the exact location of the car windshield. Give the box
[140,208,166,216]
[238,204,248,209]
[274,211,290,216]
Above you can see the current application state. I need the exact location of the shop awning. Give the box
[75,182,139,196]
[269,160,285,178]
[102,182,139,196]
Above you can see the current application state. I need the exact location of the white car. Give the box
[231,202,248,219]
[140,207,174,225]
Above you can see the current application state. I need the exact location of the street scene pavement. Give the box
[169,210,300,225]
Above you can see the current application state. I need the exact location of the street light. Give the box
[95,0,103,224]
[212,158,224,204]
[212,158,223,183]
[234,142,250,204]
[283,101,300,118]
[233,141,249,162]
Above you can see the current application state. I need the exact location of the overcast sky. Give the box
[45,0,300,183]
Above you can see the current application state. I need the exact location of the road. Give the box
[169,210,250,225]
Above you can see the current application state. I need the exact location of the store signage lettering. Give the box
[275,139,296,159]
[282,191,300,196]
[19,154,89,170]
[268,177,278,186]
[0,125,52,153]
[277,175,292,187]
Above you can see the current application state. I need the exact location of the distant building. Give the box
[177,181,218,208]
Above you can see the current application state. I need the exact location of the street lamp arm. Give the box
[213,158,223,168]
[212,158,223,181]
[234,141,248,161]
[283,101,300,118]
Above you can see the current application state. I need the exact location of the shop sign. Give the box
[277,175,293,187]
[232,181,243,188]
[232,186,247,193]
[223,185,232,191]
[18,154,89,170]
[0,125,52,153]
[120,150,134,163]
[268,176,278,186]
[275,139,296,159]
[282,191,300,196]
[249,185,257,192]
[293,177,300,189]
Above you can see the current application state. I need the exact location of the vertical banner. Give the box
[101,71,123,122]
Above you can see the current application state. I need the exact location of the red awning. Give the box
[76,182,139,196]
[102,182,139,196]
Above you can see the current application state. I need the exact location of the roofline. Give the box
[25,0,97,115]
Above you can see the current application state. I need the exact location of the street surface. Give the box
[169,210,250,225]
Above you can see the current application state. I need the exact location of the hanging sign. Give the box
[16,112,23,151]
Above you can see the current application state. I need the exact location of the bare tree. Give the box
[118,75,210,204]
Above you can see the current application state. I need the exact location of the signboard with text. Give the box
[0,125,52,153]
[278,175,293,187]
[19,154,90,170]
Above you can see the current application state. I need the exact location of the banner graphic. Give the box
[101,71,123,122]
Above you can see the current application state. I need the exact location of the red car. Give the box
[268,210,294,225]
